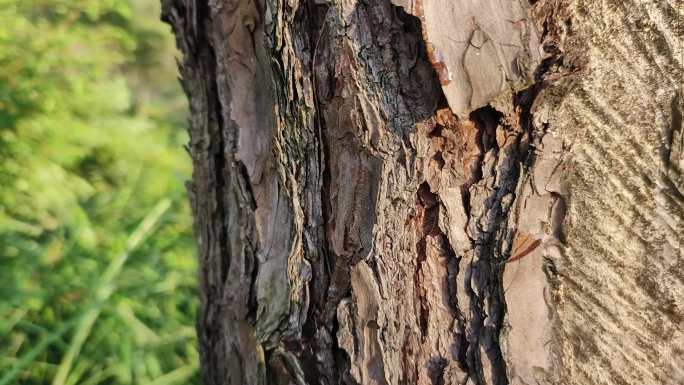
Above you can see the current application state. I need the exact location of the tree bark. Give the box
[162,1,683,384]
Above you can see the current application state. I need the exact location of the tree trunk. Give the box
[161,0,683,384]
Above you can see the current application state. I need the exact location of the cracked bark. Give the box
[163,0,683,384]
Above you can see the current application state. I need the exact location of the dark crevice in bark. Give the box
[471,106,503,150]
[427,357,447,385]
[296,3,342,385]
[189,0,231,288]
[458,97,551,385]
[459,105,508,384]
[237,161,260,324]
[415,182,439,339]
[459,107,500,225]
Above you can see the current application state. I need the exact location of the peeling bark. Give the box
[162,0,683,384]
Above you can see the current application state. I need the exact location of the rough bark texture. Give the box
[162,0,683,384]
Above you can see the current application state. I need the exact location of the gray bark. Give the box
[162,0,683,384]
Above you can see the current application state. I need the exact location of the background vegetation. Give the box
[0,1,199,384]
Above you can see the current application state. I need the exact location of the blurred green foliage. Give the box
[0,0,199,384]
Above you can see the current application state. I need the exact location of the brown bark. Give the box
[162,0,683,384]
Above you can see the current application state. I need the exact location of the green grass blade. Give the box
[147,364,198,385]
[0,314,80,385]
[51,199,171,385]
